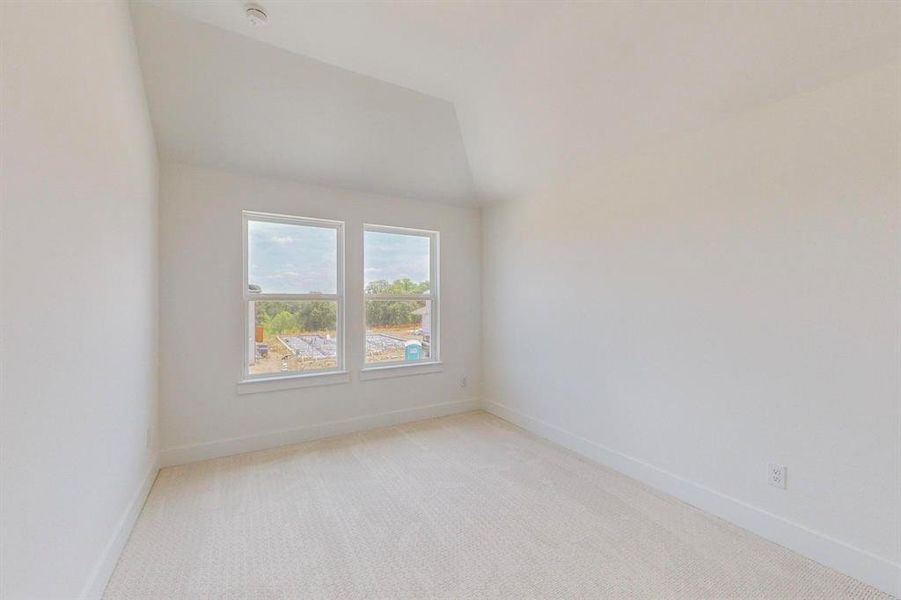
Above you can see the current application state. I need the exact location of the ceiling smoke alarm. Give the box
[245,5,268,26]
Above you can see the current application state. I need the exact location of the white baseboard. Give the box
[161,399,480,467]
[80,461,159,600]
[483,400,901,598]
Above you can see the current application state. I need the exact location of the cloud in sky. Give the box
[248,221,431,294]
[248,221,337,293]
[364,231,429,286]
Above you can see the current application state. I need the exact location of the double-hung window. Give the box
[243,212,344,379]
[363,225,439,366]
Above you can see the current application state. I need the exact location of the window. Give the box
[363,225,438,366]
[244,212,344,378]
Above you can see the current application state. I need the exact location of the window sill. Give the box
[237,370,350,395]
[359,361,443,381]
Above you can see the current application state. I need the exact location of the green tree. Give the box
[268,310,296,335]
[297,300,336,332]
[257,279,427,332]
[364,278,429,327]
[365,278,430,296]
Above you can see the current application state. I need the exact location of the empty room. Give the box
[1,1,899,598]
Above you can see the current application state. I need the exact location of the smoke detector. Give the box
[245,4,268,26]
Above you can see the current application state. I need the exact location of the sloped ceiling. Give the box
[133,1,900,205]
[130,3,476,205]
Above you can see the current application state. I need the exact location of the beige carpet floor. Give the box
[105,411,889,599]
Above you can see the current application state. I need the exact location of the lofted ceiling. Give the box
[130,3,476,205]
[135,1,900,205]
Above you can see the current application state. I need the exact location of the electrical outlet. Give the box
[768,463,786,489]
[460,375,468,388]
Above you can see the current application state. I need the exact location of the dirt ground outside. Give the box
[249,331,337,375]
[248,325,429,375]
[364,325,430,364]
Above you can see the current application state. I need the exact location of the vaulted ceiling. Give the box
[132,1,899,205]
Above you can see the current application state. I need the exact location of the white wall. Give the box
[482,63,900,594]
[158,162,480,465]
[0,2,159,598]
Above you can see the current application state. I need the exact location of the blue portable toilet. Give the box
[404,340,422,361]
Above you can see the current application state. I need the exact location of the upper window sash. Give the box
[362,223,438,297]
[243,211,344,302]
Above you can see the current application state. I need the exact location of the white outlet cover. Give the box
[768,463,787,489]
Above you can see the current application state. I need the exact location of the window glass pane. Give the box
[364,230,430,295]
[248,300,338,374]
[365,299,431,363]
[248,220,337,294]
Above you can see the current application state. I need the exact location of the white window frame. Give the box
[242,211,345,382]
[362,224,439,369]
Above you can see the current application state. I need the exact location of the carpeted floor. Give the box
[104,411,888,599]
